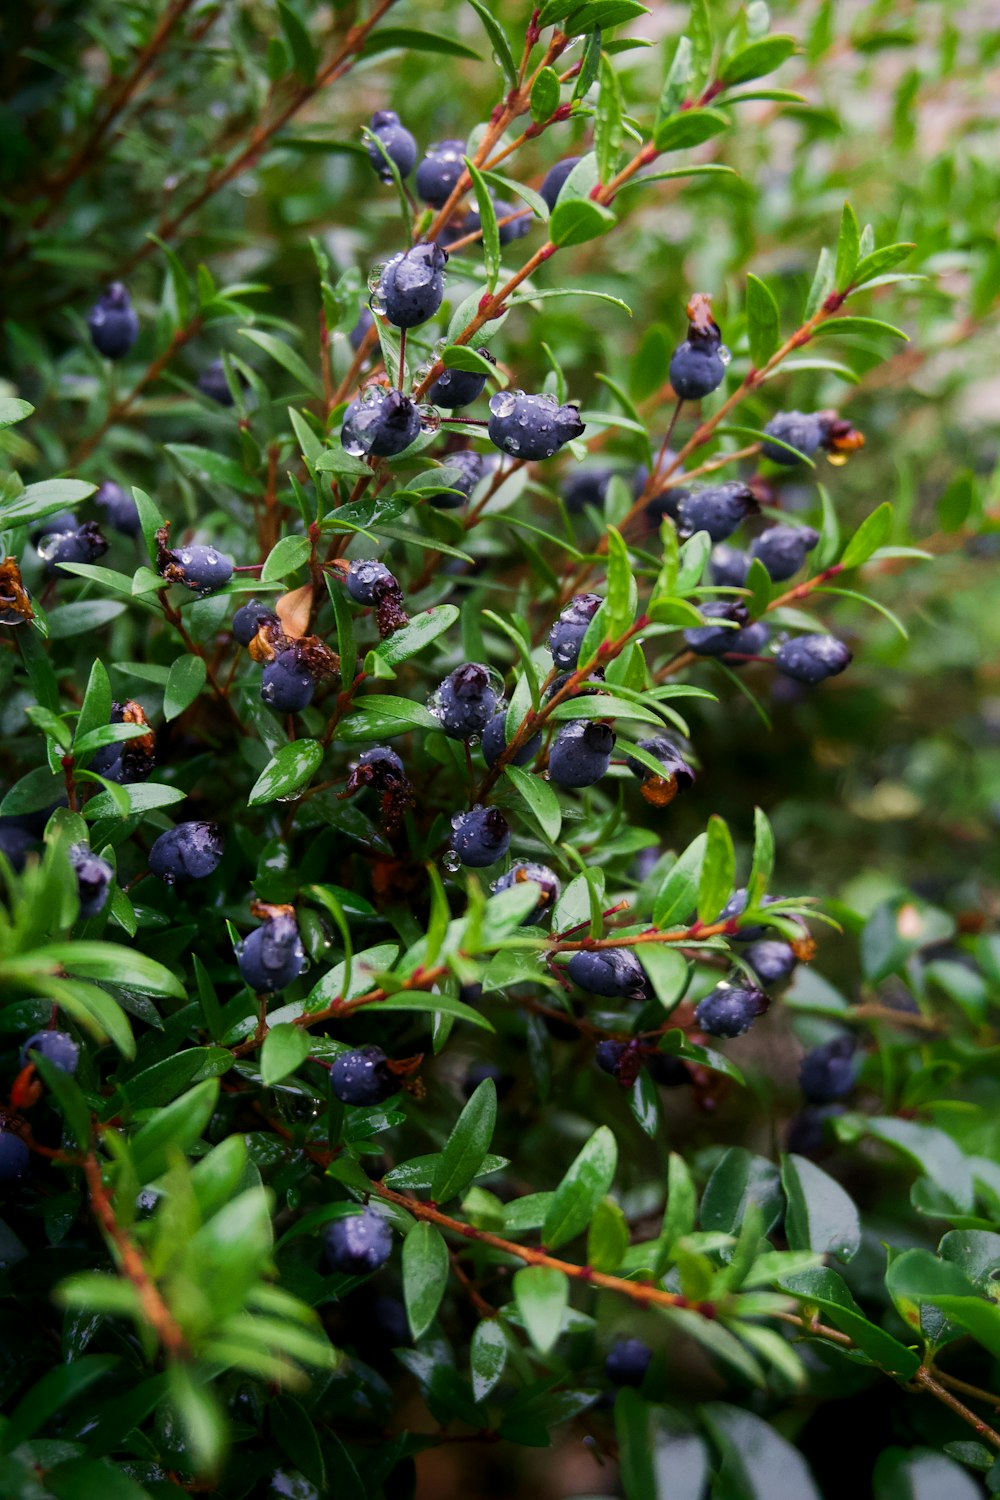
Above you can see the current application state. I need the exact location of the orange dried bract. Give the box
[276,583,314,639]
[0,559,34,624]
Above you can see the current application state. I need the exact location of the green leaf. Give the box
[697,815,735,922]
[721,35,797,85]
[595,55,624,182]
[834,200,860,290]
[504,763,561,842]
[31,1051,92,1150]
[530,66,561,124]
[702,1404,821,1499]
[277,0,317,83]
[542,1126,617,1250]
[262,535,312,582]
[464,155,501,291]
[814,315,908,341]
[0,478,95,528]
[0,397,33,429]
[470,1318,507,1402]
[371,606,459,668]
[163,653,207,721]
[635,943,689,1011]
[168,1365,228,1478]
[464,0,517,85]
[655,1151,697,1271]
[587,1197,629,1273]
[2,1355,119,1452]
[403,1221,449,1339]
[238,328,322,397]
[563,1,650,35]
[656,34,693,121]
[248,740,323,806]
[653,833,706,928]
[779,1266,921,1376]
[261,1022,311,1086]
[839,502,893,569]
[702,1148,783,1235]
[357,991,494,1032]
[850,242,915,287]
[615,1387,655,1500]
[513,1265,568,1354]
[38,941,185,997]
[781,1154,861,1263]
[129,1080,220,1183]
[383,1153,507,1192]
[653,107,730,152]
[83,782,186,819]
[604,524,633,637]
[746,273,780,367]
[747,806,774,904]
[549,197,617,247]
[361,26,482,61]
[431,1077,497,1204]
[165,443,255,493]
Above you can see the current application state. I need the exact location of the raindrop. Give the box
[162,872,176,888]
[443,849,462,872]
[36,532,72,562]
[718,344,733,366]
[368,291,387,316]
[490,391,517,418]
[368,262,387,292]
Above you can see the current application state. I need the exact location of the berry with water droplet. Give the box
[492,861,560,925]
[233,599,278,647]
[548,719,615,788]
[341,387,422,458]
[450,806,510,867]
[37,523,109,573]
[695,981,769,1038]
[261,649,315,713]
[775,633,851,684]
[331,1045,397,1105]
[547,593,602,670]
[481,712,540,768]
[487,391,585,461]
[149,822,224,884]
[377,243,448,329]
[322,1206,393,1274]
[684,600,751,656]
[431,663,501,740]
[428,349,495,409]
[160,542,234,595]
[567,947,648,1000]
[415,139,466,206]
[21,1029,79,1075]
[676,481,756,543]
[750,525,820,582]
[238,911,306,993]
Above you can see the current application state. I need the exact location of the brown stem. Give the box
[83,1151,188,1359]
[159,591,248,736]
[119,0,400,274]
[29,0,199,231]
[914,1368,1000,1450]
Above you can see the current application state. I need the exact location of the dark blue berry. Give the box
[786,1103,845,1156]
[481,712,541,768]
[322,1206,393,1275]
[595,1040,627,1076]
[373,1294,410,1345]
[94,481,141,537]
[539,156,581,211]
[433,663,500,740]
[87,282,138,359]
[683,600,750,656]
[761,411,826,465]
[426,450,484,508]
[487,391,585,461]
[37,523,109,573]
[367,109,418,181]
[750,525,819,582]
[355,746,406,787]
[725,620,771,660]
[0,1130,30,1186]
[30,510,76,543]
[492,861,560,924]
[562,467,613,513]
[377,243,448,329]
[428,351,495,409]
[415,139,465,206]
[331,1045,396,1106]
[349,306,375,352]
[238,912,306,993]
[21,1029,79,1074]
[669,295,726,400]
[625,736,695,795]
[695,982,768,1038]
[346,560,397,605]
[548,719,615,788]
[709,544,750,587]
[163,542,234,595]
[606,1337,651,1387]
[197,359,237,406]
[567,947,648,1000]
[775,634,851,684]
[261,650,315,713]
[342,388,422,458]
[233,599,278,646]
[744,939,797,988]
[676,482,756,543]
[69,844,112,918]
[463,198,530,246]
[799,1035,857,1104]
[450,806,511,868]
[90,702,154,784]
[548,593,602,670]
[149,822,224,884]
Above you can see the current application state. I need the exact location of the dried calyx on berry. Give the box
[341,559,409,638]
[0,559,34,626]
[669,293,728,401]
[155,523,233,595]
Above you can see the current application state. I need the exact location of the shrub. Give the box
[1,2,998,1497]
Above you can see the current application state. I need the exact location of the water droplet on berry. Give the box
[489,391,517,418]
[368,291,387,316]
[507,438,521,453]
[368,263,387,293]
[443,849,462,872]
[718,345,733,366]
[161,871,176,887]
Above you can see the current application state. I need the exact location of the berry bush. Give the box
[1,2,999,1497]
